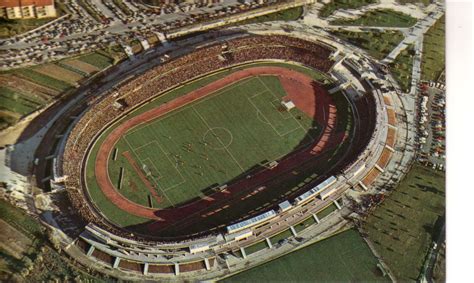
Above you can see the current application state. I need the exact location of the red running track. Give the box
[93,66,338,223]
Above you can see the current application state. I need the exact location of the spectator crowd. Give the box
[61,34,335,242]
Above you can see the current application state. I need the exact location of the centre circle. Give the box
[202,127,233,150]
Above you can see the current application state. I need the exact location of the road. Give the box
[0,0,313,70]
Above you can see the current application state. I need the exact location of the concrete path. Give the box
[382,2,444,64]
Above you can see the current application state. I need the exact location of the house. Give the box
[0,0,56,19]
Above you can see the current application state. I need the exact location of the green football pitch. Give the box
[107,75,320,209]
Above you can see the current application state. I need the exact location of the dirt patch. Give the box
[122,151,162,203]
[0,75,58,101]
[63,60,100,75]
[0,219,33,260]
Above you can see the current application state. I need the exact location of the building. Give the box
[0,0,56,19]
[149,0,223,5]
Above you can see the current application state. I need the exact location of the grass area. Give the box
[269,229,293,245]
[109,75,317,208]
[0,2,69,37]
[223,229,389,282]
[316,203,338,219]
[421,16,445,82]
[390,45,415,92]
[84,62,344,228]
[319,0,378,18]
[113,0,133,16]
[0,200,44,238]
[293,215,316,233]
[0,17,52,38]
[331,30,404,60]
[0,200,104,282]
[14,69,72,92]
[432,243,445,282]
[25,246,105,282]
[397,0,431,5]
[0,86,42,116]
[0,113,18,131]
[244,240,269,255]
[330,9,417,27]
[0,50,117,130]
[78,52,114,69]
[94,44,128,65]
[363,164,445,281]
[235,6,303,25]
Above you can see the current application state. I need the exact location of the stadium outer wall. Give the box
[48,31,400,282]
[58,32,386,253]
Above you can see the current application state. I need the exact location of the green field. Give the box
[363,164,445,281]
[0,114,18,131]
[319,0,377,18]
[330,9,417,27]
[294,215,317,233]
[269,229,293,245]
[421,16,445,82]
[390,45,415,92]
[317,203,338,219]
[0,17,52,38]
[109,75,318,208]
[397,0,430,5]
[331,30,404,60]
[0,200,104,282]
[235,6,303,26]
[0,86,43,116]
[78,52,114,69]
[14,69,72,92]
[0,50,119,130]
[85,62,338,227]
[223,229,389,282]
[0,200,44,239]
[244,240,269,255]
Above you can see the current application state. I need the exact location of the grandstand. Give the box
[44,30,402,280]
[387,108,397,126]
[60,34,345,238]
[386,127,397,148]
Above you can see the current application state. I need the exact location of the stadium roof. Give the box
[226,210,276,233]
[295,176,337,203]
[278,200,292,211]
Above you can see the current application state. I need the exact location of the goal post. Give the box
[261,160,279,169]
[142,164,152,177]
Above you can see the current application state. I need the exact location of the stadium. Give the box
[48,32,396,279]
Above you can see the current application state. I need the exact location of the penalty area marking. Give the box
[123,138,177,206]
[249,95,303,138]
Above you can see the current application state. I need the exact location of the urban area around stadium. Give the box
[0,0,446,282]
